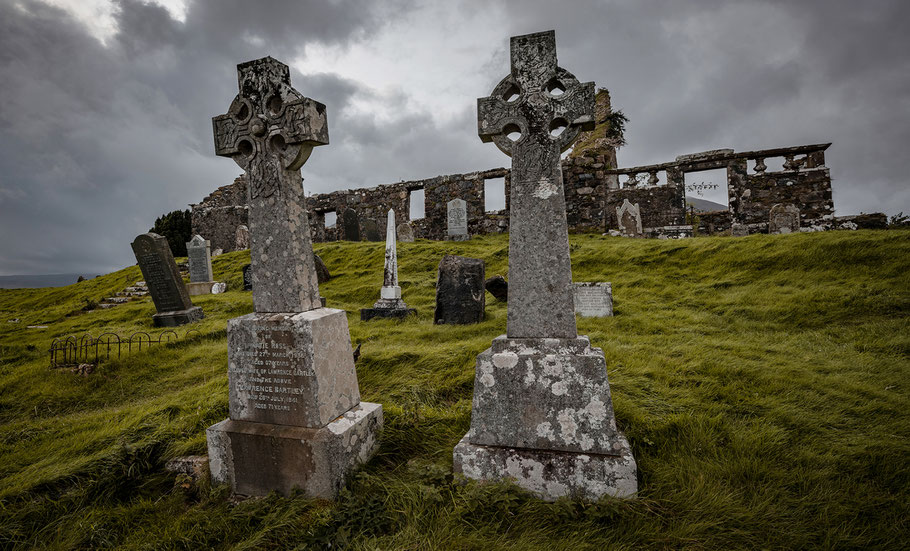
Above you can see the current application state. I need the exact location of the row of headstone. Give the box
[199,33,634,502]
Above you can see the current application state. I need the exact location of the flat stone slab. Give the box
[207,402,382,498]
[186,281,217,296]
[227,309,360,428]
[153,306,203,327]
[573,282,613,317]
[468,335,625,455]
[453,430,637,501]
[360,308,417,322]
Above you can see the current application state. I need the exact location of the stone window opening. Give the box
[484,177,506,212]
[323,210,337,229]
[408,188,425,220]
[684,168,730,211]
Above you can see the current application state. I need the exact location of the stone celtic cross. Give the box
[477,30,594,338]
[213,57,328,312]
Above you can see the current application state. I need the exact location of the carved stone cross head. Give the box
[213,57,329,200]
[477,30,595,159]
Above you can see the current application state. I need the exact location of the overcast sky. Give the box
[0,0,907,275]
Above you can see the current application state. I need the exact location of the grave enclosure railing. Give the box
[49,329,201,368]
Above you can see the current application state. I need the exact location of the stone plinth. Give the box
[153,307,203,327]
[453,431,636,501]
[186,281,218,296]
[207,402,381,498]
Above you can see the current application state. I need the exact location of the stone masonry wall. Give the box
[190,176,249,252]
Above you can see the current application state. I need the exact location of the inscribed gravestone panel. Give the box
[769,204,800,234]
[573,282,612,317]
[447,199,468,236]
[131,233,193,313]
[187,235,214,282]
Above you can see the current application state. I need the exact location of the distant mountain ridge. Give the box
[686,197,728,213]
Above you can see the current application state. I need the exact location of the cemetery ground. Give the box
[0,230,907,550]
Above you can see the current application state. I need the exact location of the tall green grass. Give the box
[0,230,907,549]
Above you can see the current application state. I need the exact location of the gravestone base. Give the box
[452,430,637,501]
[153,306,203,327]
[186,281,217,296]
[360,306,417,321]
[445,234,470,242]
[207,402,382,498]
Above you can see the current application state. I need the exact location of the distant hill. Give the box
[686,197,728,213]
[0,273,92,289]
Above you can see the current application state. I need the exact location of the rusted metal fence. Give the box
[49,329,201,368]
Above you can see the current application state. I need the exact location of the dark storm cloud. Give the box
[0,0,907,276]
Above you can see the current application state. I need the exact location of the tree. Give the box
[150,209,193,257]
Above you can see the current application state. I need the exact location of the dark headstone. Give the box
[342,208,360,241]
[314,253,331,284]
[131,232,203,326]
[397,222,415,242]
[484,275,508,301]
[362,218,382,242]
[434,255,485,325]
[242,264,252,290]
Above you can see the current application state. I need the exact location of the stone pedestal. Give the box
[153,306,203,327]
[206,308,381,497]
[452,335,636,500]
[186,281,217,296]
[207,402,381,498]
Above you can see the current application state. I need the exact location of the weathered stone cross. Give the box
[213,57,328,313]
[478,30,595,338]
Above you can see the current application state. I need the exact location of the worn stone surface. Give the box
[447,198,469,240]
[769,203,800,234]
[485,275,508,301]
[467,335,625,455]
[187,281,217,296]
[235,224,250,249]
[362,218,382,242]
[342,208,360,241]
[434,255,485,325]
[187,234,214,283]
[453,431,636,501]
[209,56,380,499]
[131,233,202,326]
[478,30,593,339]
[314,254,331,284]
[361,210,415,321]
[227,309,361,428]
[573,283,612,317]
[616,199,643,237]
[207,402,382,498]
[397,222,415,242]
[213,56,326,313]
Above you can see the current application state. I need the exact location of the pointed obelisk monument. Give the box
[361,209,417,321]
[452,31,637,500]
[205,57,381,498]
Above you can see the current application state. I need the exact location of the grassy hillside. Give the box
[0,231,907,550]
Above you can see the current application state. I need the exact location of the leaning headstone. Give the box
[768,204,800,234]
[186,234,217,295]
[617,199,643,237]
[342,208,360,241]
[362,218,382,242]
[434,255,485,325]
[234,224,250,250]
[361,209,416,321]
[131,233,203,327]
[484,275,508,301]
[207,56,381,498]
[573,282,613,317]
[397,222,415,243]
[314,253,331,284]
[446,198,469,241]
[453,31,636,501]
[241,264,252,290]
